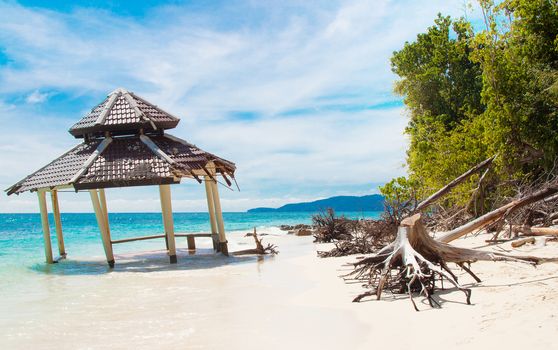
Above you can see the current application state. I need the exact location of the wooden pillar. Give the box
[204,176,219,251]
[50,190,66,257]
[89,189,115,267]
[98,189,111,241]
[186,235,196,250]
[37,190,54,264]
[159,184,177,263]
[210,180,228,256]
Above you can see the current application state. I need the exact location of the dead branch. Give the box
[468,166,492,216]
[312,208,356,243]
[233,228,279,256]
[317,219,396,258]
[414,155,496,212]
[511,237,535,248]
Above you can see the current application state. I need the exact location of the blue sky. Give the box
[0,0,481,212]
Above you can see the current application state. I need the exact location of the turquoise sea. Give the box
[0,211,381,271]
[0,211,381,347]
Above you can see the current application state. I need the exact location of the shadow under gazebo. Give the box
[29,247,269,276]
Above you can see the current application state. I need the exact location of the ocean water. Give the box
[0,211,381,348]
[0,211,381,271]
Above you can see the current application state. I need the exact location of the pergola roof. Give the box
[6,89,236,195]
[69,88,180,138]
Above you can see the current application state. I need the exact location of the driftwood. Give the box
[512,225,558,236]
[514,190,558,227]
[438,182,558,243]
[511,237,536,248]
[348,213,554,310]
[233,228,279,256]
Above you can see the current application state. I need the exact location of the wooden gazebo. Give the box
[6,88,236,267]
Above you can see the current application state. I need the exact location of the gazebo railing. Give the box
[111,232,215,252]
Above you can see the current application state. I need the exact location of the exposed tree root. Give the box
[338,171,558,310]
[347,214,551,310]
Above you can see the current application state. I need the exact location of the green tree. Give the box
[385,1,558,214]
[390,14,486,204]
[473,0,558,177]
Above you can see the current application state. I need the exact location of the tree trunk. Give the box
[414,155,495,212]
[349,213,553,310]
[438,183,558,243]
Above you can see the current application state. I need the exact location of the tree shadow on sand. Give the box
[348,285,476,311]
[349,275,558,311]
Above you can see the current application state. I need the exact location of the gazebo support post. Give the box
[210,180,228,256]
[204,176,219,251]
[50,189,66,258]
[159,184,177,263]
[98,189,111,244]
[187,235,196,251]
[89,189,115,267]
[37,190,54,264]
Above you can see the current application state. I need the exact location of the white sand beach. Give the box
[1,230,557,350]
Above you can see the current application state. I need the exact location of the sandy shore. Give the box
[1,231,557,349]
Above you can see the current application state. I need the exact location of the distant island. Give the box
[247,194,384,213]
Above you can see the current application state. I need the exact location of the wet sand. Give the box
[1,231,557,349]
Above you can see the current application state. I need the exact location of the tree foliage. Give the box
[379,176,419,222]
[384,1,558,214]
[474,0,558,174]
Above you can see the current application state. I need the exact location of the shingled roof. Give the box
[6,89,236,195]
[69,88,180,138]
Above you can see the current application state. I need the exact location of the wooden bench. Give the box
[111,232,216,250]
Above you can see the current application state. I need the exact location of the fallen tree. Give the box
[316,156,498,259]
[348,213,557,310]
[348,181,558,310]
[438,183,558,243]
[310,157,558,309]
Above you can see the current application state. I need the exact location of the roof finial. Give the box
[110,87,129,96]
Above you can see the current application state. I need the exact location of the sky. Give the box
[0,0,482,213]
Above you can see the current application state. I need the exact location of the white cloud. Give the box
[25,90,51,104]
[0,0,482,212]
